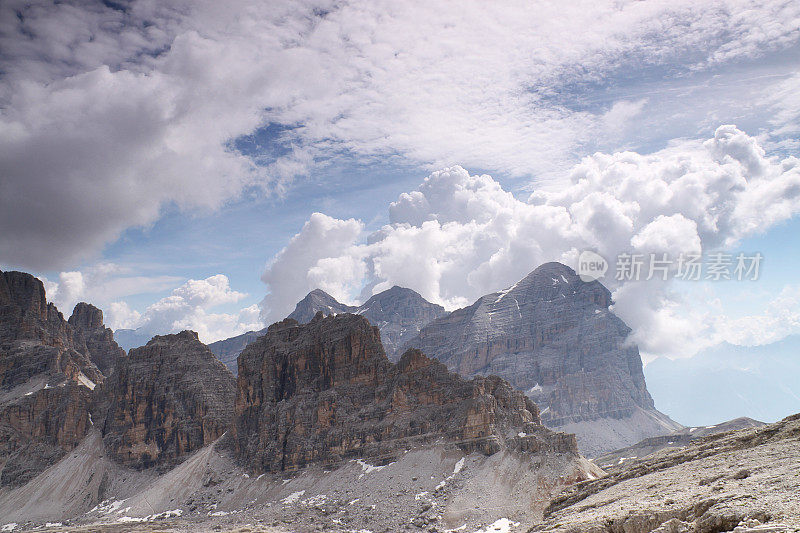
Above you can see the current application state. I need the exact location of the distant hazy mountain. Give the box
[646,336,800,426]
[594,416,766,468]
[113,328,153,352]
[402,262,682,456]
[207,328,267,374]
[208,286,446,374]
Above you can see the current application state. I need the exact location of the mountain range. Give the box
[205,262,680,456]
[0,271,118,486]
[0,269,598,530]
[207,285,446,374]
[400,262,681,455]
[3,267,799,531]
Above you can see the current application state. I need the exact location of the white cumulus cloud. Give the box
[259,126,800,357]
[43,268,262,344]
[111,274,263,343]
[3,0,800,270]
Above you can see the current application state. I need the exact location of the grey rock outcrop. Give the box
[69,302,125,375]
[233,312,577,475]
[353,286,448,357]
[402,262,680,455]
[287,286,447,358]
[101,330,235,470]
[287,288,354,323]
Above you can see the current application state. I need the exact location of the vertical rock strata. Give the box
[404,262,655,427]
[69,302,126,375]
[0,271,105,486]
[101,331,236,469]
[234,312,577,474]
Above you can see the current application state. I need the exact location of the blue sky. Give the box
[1,0,799,355]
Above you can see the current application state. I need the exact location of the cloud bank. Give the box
[2,0,800,270]
[109,275,262,344]
[260,126,800,357]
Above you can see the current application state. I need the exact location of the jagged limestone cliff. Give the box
[233,312,577,474]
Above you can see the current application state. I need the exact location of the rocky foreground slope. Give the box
[403,262,681,456]
[0,271,114,487]
[535,413,800,533]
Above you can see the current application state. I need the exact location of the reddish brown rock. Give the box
[233,312,577,475]
[101,330,235,470]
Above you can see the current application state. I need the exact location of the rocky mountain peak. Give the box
[0,271,71,351]
[403,262,678,456]
[68,302,105,330]
[266,317,298,333]
[288,289,353,323]
[0,270,48,320]
[237,313,388,401]
[102,329,235,469]
[377,285,419,297]
[68,302,125,376]
[396,347,437,373]
[309,288,333,298]
[211,285,448,375]
[148,329,200,345]
[503,262,611,308]
[0,270,103,486]
[361,285,445,316]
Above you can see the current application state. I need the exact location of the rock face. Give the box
[354,286,448,357]
[0,271,104,486]
[210,285,446,374]
[402,262,680,455]
[233,312,577,474]
[101,330,236,470]
[69,302,126,375]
